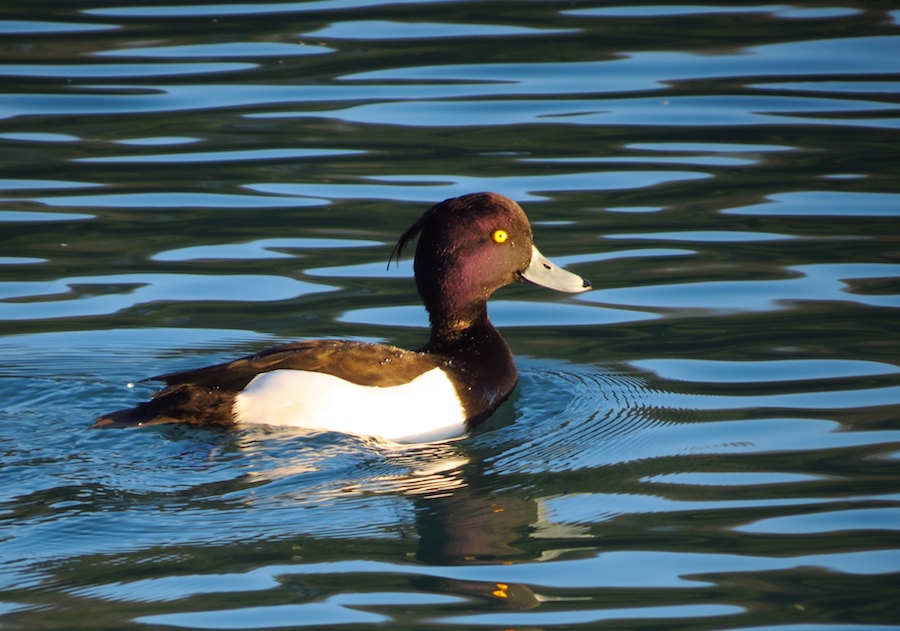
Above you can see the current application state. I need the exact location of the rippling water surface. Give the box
[1,1,899,629]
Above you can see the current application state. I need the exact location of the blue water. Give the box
[1,1,899,629]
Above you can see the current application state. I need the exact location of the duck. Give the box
[93,192,591,443]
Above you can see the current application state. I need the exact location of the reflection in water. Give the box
[416,487,538,565]
[242,433,546,609]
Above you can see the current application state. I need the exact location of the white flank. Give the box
[233,367,467,443]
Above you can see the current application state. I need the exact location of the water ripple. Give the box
[31,191,329,209]
[96,41,332,58]
[85,0,463,18]
[275,95,897,129]
[0,20,118,33]
[484,359,900,475]
[583,263,900,314]
[0,274,331,321]
[305,20,575,40]
[152,237,381,262]
[76,148,363,164]
[725,191,900,217]
[249,170,709,202]
[631,358,900,384]
[0,62,255,78]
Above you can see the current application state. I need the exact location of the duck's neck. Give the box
[420,303,515,379]
[422,302,493,351]
[420,303,518,428]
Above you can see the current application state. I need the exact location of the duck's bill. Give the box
[521,245,592,293]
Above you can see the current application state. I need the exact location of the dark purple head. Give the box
[392,192,590,331]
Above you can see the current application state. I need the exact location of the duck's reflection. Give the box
[412,478,544,611]
[241,428,546,611]
[415,482,538,565]
[351,438,542,612]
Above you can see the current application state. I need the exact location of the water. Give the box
[1,1,899,629]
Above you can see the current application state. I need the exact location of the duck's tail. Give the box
[93,384,237,429]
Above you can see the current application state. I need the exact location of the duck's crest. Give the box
[387,201,437,269]
[388,222,420,269]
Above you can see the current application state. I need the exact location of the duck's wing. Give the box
[150,340,438,392]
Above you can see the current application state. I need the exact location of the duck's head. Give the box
[392,192,591,332]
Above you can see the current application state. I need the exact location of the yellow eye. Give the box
[492,229,509,244]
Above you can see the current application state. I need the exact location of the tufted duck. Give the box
[94,192,591,442]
